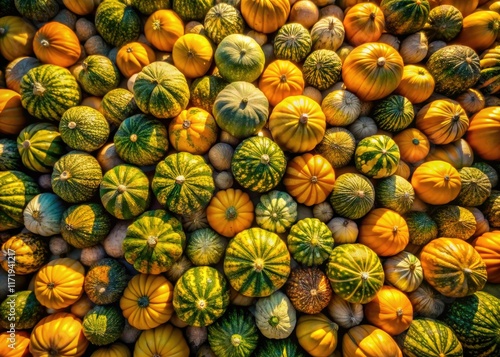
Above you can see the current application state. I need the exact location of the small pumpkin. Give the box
[296,313,339,357]
[144,9,184,52]
[186,228,227,266]
[84,258,129,306]
[258,60,305,107]
[393,128,430,164]
[0,233,49,275]
[255,190,297,234]
[287,217,334,266]
[327,294,363,329]
[82,305,125,346]
[411,160,461,205]
[0,16,36,62]
[240,0,290,34]
[33,22,81,68]
[473,231,500,283]
[343,2,385,46]
[0,89,28,135]
[134,323,190,357]
[383,251,423,292]
[172,33,214,79]
[23,192,65,237]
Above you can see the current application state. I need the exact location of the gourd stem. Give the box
[310,175,318,183]
[40,39,50,47]
[377,57,386,67]
[343,220,349,227]
[22,140,31,149]
[33,82,46,96]
[253,258,264,272]
[268,316,280,327]
[360,272,369,280]
[412,138,420,145]
[260,154,270,165]
[175,175,186,185]
[130,134,138,142]
[396,307,404,317]
[81,62,88,70]
[280,74,287,83]
[68,122,77,130]
[60,171,70,181]
[310,288,318,296]
[299,114,309,124]
[117,184,127,194]
[0,28,5,35]
[444,175,450,182]
[152,20,161,31]
[182,120,191,129]
[98,286,106,294]
[32,211,42,222]
[127,46,133,53]
[225,206,238,221]
[49,349,58,356]
[197,299,207,310]
[356,190,365,198]
[231,334,242,347]
[47,282,55,289]
[147,236,158,247]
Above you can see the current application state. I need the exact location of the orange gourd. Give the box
[283,153,336,206]
[429,0,479,17]
[393,128,430,164]
[0,330,30,357]
[91,343,131,357]
[411,160,461,205]
[394,64,435,104]
[206,188,254,237]
[241,0,291,34]
[33,22,81,68]
[172,33,214,78]
[424,139,474,169]
[394,160,411,180]
[0,16,36,62]
[62,0,101,15]
[145,9,185,52]
[343,2,385,46]
[473,231,500,283]
[358,208,409,257]
[258,60,305,107]
[364,286,413,336]
[467,106,500,161]
[452,10,500,51]
[134,323,189,357]
[296,313,339,357]
[0,89,27,135]
[116,42,156,78]
[456,88,485,116]
[342,325,403,357]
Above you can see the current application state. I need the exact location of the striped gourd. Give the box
[0,290,45,330]
[432,205,477,240]
[82,305,125,346]
[455,167,492,207]
[327,243,384,304]
[84,258,129,305]
[375,175,415,214]
[223,227,291,298]
[13,0,59,21]
[172,0,214,21]
[99,164,151,220]
[0,138,21,170]
[100,88,139,127]
[372,95,414,132]
[255,338,306,357]
[204,3,245,44]
[186,228,227,266]
[16,123,65,173]
[302,50,342,91]
[61,203,112,249]
[20,64,81,122]
[173,266,230,326]
[23,192,65,237]
[423,5,463,42]
[0,233,49,275]
[59,106,110,152]
[255,190,297,234]
[152,152,215,215]
[51,151,103,203]
[380,0,431,36]
[355,135,400,179]
[274,23,312,63]
[231,136,286,193]
[95,0,141,47]
[477,46,500,95]
[131,0,171,15]
[287,218,334,267]
[73,55,120,97]
[315,127,356,169]
[329,173,375,220]
[114,114,169,167]
[190,75,228,114]
[404,211,438,246]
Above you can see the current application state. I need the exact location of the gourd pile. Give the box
[2,0,500,356]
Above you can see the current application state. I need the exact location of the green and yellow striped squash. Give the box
[123,209,185,274]
[404,211,438,246]
[83,305,125,346]
[204,3,245,44]
[172,0,214,21]
[61,203,112,249]
[133,61,190,119]
[51,151,103,203]
[173,266,230,326]
[59,106,110,152]
[73,55,121,97]
[372,95,415,133]
[152,152,215,215]
[95,0,141,47]
[354,134,401,179]
[186,228,227,266]
[17,123,65,173]
[100,164,151,220]
[482,190,500,228]
[375,175,415,215]
[274,23,312,63]
[401,318,463,357]
[224,227,291,298]
[0,170,40,231]
[100,88,139,127]
[131,0,171,14]
[0,290,45,330]
[23,192,66,237]
[190,75,228,114]
[287,218,334,267]
[315,127,356,169]
[455,167,492,207]
[432,205,477,240]
[423,4,463,41]
[427,45,481,98]
[0,233,49,275]
[255,190,297,234]
[255,338,307,357]
[231,136,286,193]
[0,139,21,171]
[329,173,375,220]
[84,258,129,306]
[113,114,168,167]
[302,49,342,91]
[380,0,431,36]
[477,46,500,95]
[13,0,59,22]
[20,64,81,122]
[208,307,259,357]
[327,243,384,304]
[472,162,498,188]
[441,291,500,356]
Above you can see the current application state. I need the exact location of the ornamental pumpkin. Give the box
[172,0,213,21]
[0,89,27,135]
[134,323,189,357]
[116,42,156,78]
[384,251,423,292]
[0,233,48,275]
[452,11,500,52]
[33,22,81,68]
[375,175,415,214]
[254,338,307,357]
[408,282,446,318]
[327,294,364,329]
[173,34,214,79]
[330,173,375,220]
[240,0,290,34]
[23,192,65,237]
[394,64,435,104]
[0,16,35,62]
[255,190,297,234]
[425,139,474,170]
[287,218,334,266]
[372,94,414,133]
[315,127,356,169]
[411,160,461,205]
[473,231,500,283]
[380,0,431,36]
[354,134,400,179]
[255,290,296,339]
[296,313,339,357]
[204,3,245,44]
[62,0,101,15]
[327,217,358,244]
[283,153,336,206]
[343,2,385,46]
[94,0,141,47]
[82,305,125,346]
[393,128,430,164]
[286,267,333,315]
[84,258,129,306]
[433,205,477,240]
[144,9,184,52]
[258,60,305,107]
[342,325,403,357]
[0,330,30,357]
[467,106,500,161]
[120,274,174,330]
[273,23,312,63]
[321,89,361,127]
[311,16,345,51]
[186,228,227,266]
[91,343,131,357]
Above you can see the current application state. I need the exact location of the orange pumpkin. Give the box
[411,160,461,205]
[145,9,185,52]
[425,138,474,169]
[62,0,101,15]
[429,0,479,17]
[296,313,339,357]
[394,159,411,181]
[473,231,500,283]
[393,128,430,164]
[283,153,336,206]
[342,325,403,357]
[91,342,131,357]
[33,22,81,68]
[467,106,500,161]
[342,42,404,101]
[0,330,31,357]
[116,42,156,78]
[451,10,500,51]
[241,0,291,34]
[394,64,435,104]
[358,208,409,257]
[364,285,413,336]
[134,323,189,357]
[206,188,254,237]
[258,60,305,107]
[0,89,27,135]
[268,95,326,153]
[343,2,385,46]
[456,88,485,116]
[0,16,36,62]
[172,33,214,78]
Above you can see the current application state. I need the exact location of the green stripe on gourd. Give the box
[432,205,477,240]
[482,190,500,228]
[13,0,58,22]
[423,5,463,42]
[17,123,65,173]
[114,114,168,166]
[83,305,125,346]
[23,192,66,237]
[172,0,214,21]
[133,61,190,119]
[327,243,384,304]
[287,218,334,266]
[274,23,312,63]
[100,88,139,126]
[190,75,228,114]
[123,209,185,274]
[95,0,141,47]
[20,64,81,122]
[59,106,110,152]
[152,152,215,215]
[173,266,230,326]
[61,203,112,249]
[455,167,492,207]
[51,151,103,203]
[255,190,297,234]
[255,338,306,357]
[100,164,151,220]
[84,258,129,305]
[376,175,415,214]
[73,55,121,97]
[329,173,375,220]
[0,139,21,171]
[204,3,245,44]
[302,49,342,91]
[223,227,291,298]
[0,290,45,329]
[315,127,356,169]
[131,0,171,15]
[355,134,400,179]
[404,211,437,246]
[0,171,40,231]
[186,228,227,266]
[380,0,431,36]
[372,95,414,133]
[0,233,49,275]
[231,136,286,193]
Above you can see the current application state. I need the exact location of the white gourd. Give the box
[326,294,363,329]
[255,290,297,339]
[23,193,66,237]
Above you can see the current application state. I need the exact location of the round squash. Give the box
[134,323,189,357]
[315,127,356,169]
[0,16,35,62]
[343,2,385,46]
[255,190,297,233]
[393,128,430,164]
[73,55,120,97]
[296,313,339,357]
[33,22,81,68]
[172,33,214,79]
[285,267,332,314]
[329,173,375,220]
[467,106,500,161]
[258,60,305,107]
[204,3,245,44]
[94,0,141,47]
[144,9,184,52]
[394,64,435,104]
[240,0,290,34]
[116,42,156,78]
[383,251,423,292]
[473,231,500,284]
[255,290,296,339]
[354,134,400,179]
[411,160,461,205]
[342,325,403,357]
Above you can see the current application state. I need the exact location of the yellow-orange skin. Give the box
[467,106,500,161]
[134,324,189,357]
[145,9,185,52]
[258,60,305,107]
[343,2,385,46]
[296,313,339,357]
[0,16,35,61]
[117,42,156,78]
[411,160,462,205]
[342,325,403,357]
[33,22,81,68]
[473,230,500,283]
[0,89,27,135]
[241,0,291,34]
[172,34,213,79]
[393,128,430,164]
